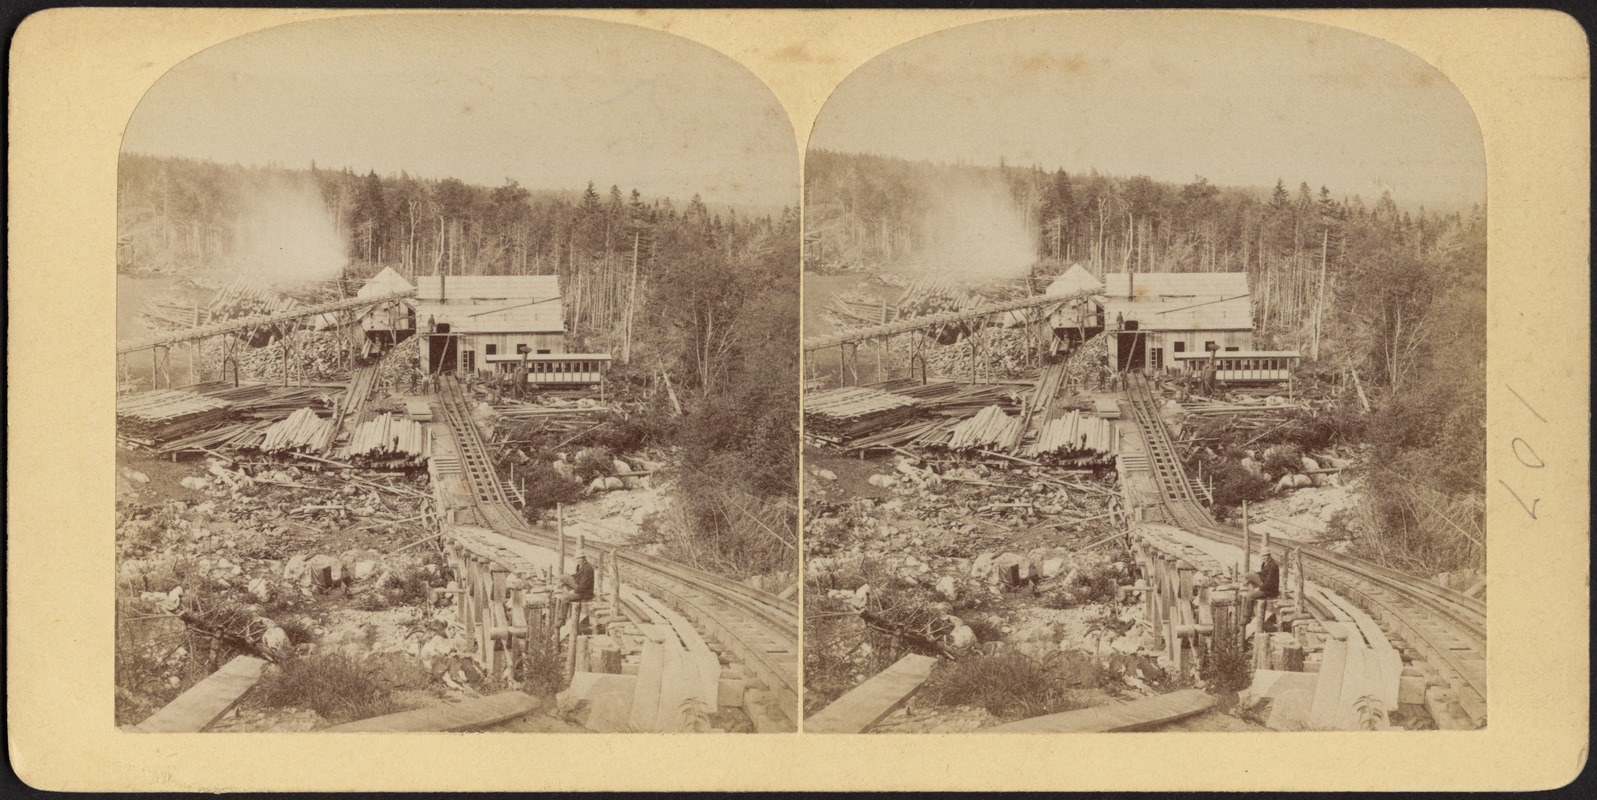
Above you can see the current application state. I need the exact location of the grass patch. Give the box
[255,653,403,724]
[921,650,1113,720]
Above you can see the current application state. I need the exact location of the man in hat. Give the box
[1245,550,1281,626]
[560,546,597,634]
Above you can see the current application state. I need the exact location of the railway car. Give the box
[1170,350,1300,384]
[483,352,612,387]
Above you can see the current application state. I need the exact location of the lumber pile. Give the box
[1029,361,1069,413]
[345,413,429,467]
[946,405,1025,452]
[829,380,1018,451]
[116,390,236,445]
[803,387,922,439]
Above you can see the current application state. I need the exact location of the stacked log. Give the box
[1025,410,1118,461]
[345,413,429,467]
[945,405,1024,452]
[253,407,335,454]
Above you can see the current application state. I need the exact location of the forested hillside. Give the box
[119,152,799,575]
[807,149,1485,573]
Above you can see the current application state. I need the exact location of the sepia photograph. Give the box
[112,13,800,734]
[801,13,1488,734]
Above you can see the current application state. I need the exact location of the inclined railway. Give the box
[1122,372,1486,726]
[433,376,800,729]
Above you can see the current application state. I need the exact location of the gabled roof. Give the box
[357,266,414,297]
[1102,271,1252,331]
[414,275,561,302]
[1045,263,1103,297]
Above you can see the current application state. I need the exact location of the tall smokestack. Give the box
[440,271,446,304]
[1129,267,1135,301]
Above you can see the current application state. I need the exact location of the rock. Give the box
[1275,475,1297,491]
[970,553,995,579]
[1041,558,1066,579]
[179,476,210,491]
[1241,457,1265,478]
[1112,634,1141,654]
[553,461,576,480]
[1301,456,1320,472]
[950,625,977,649]
[935,576,959,601]
[621,476,643,490]
[815,468,838,482]
[161,586,183,613]
[248,578,271,603]
[588,477,608,493]
[1291,474,1314,488]
[612,459,631,476]
[603,476,625,491]
[122,468,150,484]
[354,560,378,581]
[262,626,290,651]
[283,555,308,581]
[867,474,896,488]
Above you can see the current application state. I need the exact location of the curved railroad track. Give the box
[1123,372,1486,726]
[433,376,799,729]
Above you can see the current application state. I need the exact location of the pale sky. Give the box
[122,14,798,214]
[809,13,1486,210]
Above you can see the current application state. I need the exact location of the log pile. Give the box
[945,405,1025,452]
[1024,410,1118,461]
[345,413,429,467]
[116,390,236,445]
[250,407,336,454]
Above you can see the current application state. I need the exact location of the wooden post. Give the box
[565,601,582,681]
[1241,501,1251,575]
[610,555,621,621]
[556,504,566,578]
[1295,547,1306,613]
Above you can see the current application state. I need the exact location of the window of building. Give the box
[1204,341,1217,352]
[516,344,529,354]
[536,349,551,355]
[1150,348,1163,370]
[485,344,497,355]
[1173,341,1186,353]
[1225,346,1240,352]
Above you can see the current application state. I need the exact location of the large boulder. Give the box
[814,468,838,482]
[603,476,625,491]
[283,554,308,581]
[935,575,959,601]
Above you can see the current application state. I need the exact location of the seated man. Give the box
[1245,550,1281,628]
[560,549,597,633]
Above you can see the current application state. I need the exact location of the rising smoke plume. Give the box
[912,168,1037,279]
[229,175,349,283]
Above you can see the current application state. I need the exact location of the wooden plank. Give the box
[1314,587,1402,711]
[982,688,1217,733]
[804,654,939,734]
[134,656,268,732]
[628,625,667,732]
[1334,643,1376,730]
[1307,636,1349,730]
[323,691,538,732]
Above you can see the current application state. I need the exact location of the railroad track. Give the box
[1122,373,1486,726]
[433,376,800,729]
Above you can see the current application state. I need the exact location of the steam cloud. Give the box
[913,169,1037,279]
[229,176,348,283]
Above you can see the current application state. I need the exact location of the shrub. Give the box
[515,616,565,699]
[518,459,585,516]
[571,446,617,482]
